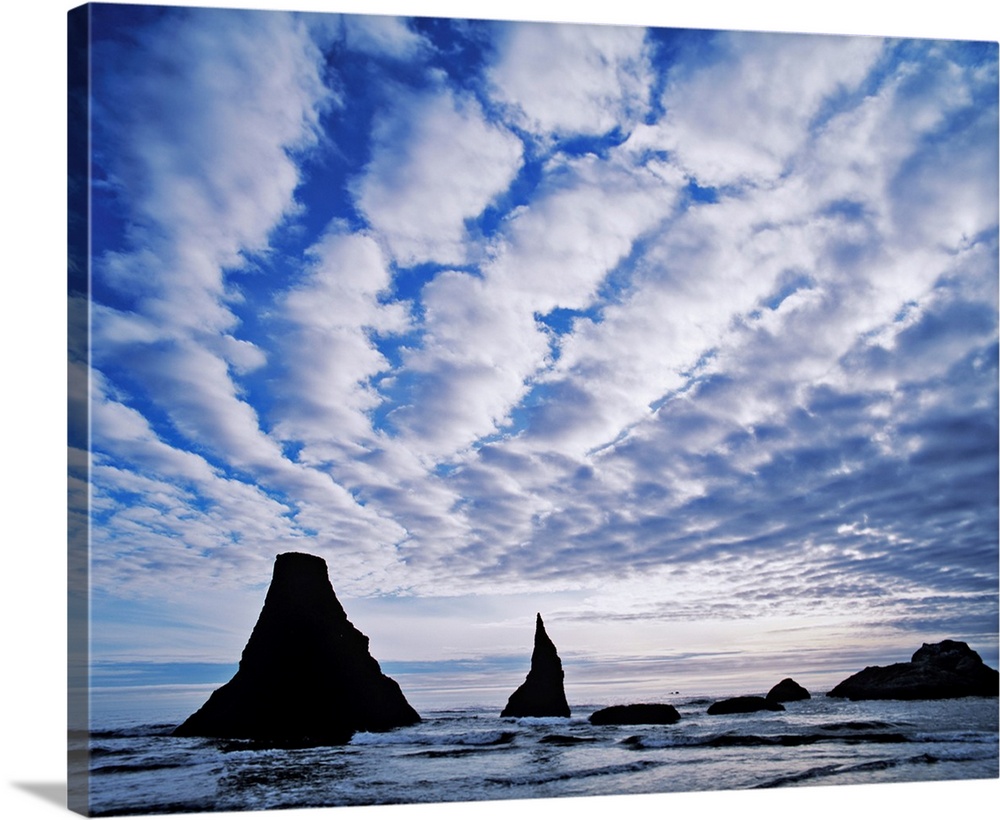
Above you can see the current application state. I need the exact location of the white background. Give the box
[2,2,998,819]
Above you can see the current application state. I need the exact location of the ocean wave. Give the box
[754,763,844,788]
[540,734,600,746]
[917,745,1000,763]
[754,752,941,788]
[619,733,700,749]
[351,728,516,747]
[486,758,666,788]
[350,730,434,746]
[911,730,998,745]
[402,732,518,758]
[89,723,177,740]
[88,745,123,758]
[620,730,913,750]
[91,761,189,776]
[816,720,900,732]
[506,715,574,726]
[89,798,214,818]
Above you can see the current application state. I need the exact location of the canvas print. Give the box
[67,2,999,817]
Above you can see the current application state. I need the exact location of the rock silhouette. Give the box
[707,696,785,715]
[767,678,811,702]
[827,639,1000,701]
[500,613,571,718]
[588,704,680,725]
[173,552,420,745]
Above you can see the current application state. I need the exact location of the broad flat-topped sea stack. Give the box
[827,640,999,701]
[501,613,571,718]
[174,552,420,745]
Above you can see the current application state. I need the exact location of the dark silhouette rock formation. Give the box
[767,678,811,702]
[173,552,420,745]
[588,703,680,725]
[500,613,571,718]
[707,696,785,715]
[827,640,1000,701]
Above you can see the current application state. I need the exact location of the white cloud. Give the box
[494,152,685,309]
[354,86,524,265]
[89,7,352,516]
[514,38,997,463]
[390,281,543,457]
[86,10,423,597]
[90,369,414,598]
[342,13,429,59]
[520,193,812,456]
[94,8,330,335]
[371,36,997,630]
[643,31,885,187]
[274,229,411,448]
[387,151,683,460]
[487,20,652,137]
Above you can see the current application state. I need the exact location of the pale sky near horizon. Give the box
[70,0,998,708]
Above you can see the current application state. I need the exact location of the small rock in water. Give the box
[588,703,681,725]
[707,696,785,715]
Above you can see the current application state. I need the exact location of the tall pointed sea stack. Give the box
[174,552,420,745]
[500,613,571,718]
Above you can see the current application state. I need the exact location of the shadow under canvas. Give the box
[12,781,67,809]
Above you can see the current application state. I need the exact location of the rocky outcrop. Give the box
[500,613,571,718]
[588,704,680,725]
[827,640,1000,701]
[767,678,811,702]
[707,696,785,715]
[173,552,420,745]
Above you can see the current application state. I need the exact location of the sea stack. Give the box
[827,639,1000,701]
[500,613,571,718]
[588,704,681,725]
[174,552,420,745]
[767,678,811,702]
[707,696,785,715]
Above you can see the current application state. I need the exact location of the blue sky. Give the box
[72,2,998,708]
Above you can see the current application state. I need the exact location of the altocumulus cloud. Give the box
[85,7,998,682]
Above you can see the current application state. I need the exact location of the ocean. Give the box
[74,688,998,817]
